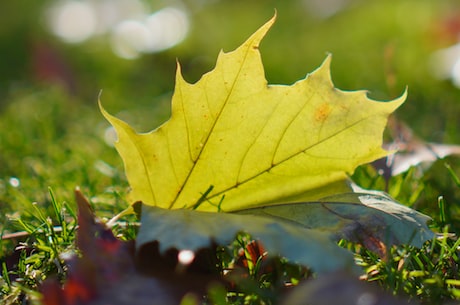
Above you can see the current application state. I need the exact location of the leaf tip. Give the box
[271,9,278,22]
[321,53,333,71]
[399,86,409,105]
[245,14,277,49]
[309,54,334,86]
[384,87,407,112]
[98,93,111,121]
[97,94,128,131]
[175,59,186,84]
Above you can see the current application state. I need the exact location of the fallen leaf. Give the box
[374,118,460,177]
[41,190,218,305]
[389,142,460,176]
[137,203,357,274]
[238,190,434,248]
[102,15,433,273]
[137,190,434,273]
[100,15,405,212]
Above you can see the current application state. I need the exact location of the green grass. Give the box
[2,88,460,305]
[0,88,126,304]
[2,1,460,303]
[1,188,76,305]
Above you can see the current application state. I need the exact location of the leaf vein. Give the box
[208,115,370,205]
[171,40,256,208]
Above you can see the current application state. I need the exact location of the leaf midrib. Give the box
[168,40,256,209]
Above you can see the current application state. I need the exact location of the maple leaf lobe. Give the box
[101,15,405,212]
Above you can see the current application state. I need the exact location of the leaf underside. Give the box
[137,191,433,273]
[137,203,357,274]
[237,191,433,248]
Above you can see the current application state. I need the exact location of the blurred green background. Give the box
[2,0,460,232]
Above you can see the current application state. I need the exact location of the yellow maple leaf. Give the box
[100,16,405,212]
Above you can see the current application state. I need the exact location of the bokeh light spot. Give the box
[110,6,189,59]
[111,20,151,59]
[46,1,190,59]
[9,177,20,188]
[48,1,97,43]
[178,249,195,265]
[144,7,189,52]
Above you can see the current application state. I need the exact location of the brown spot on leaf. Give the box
[314,103,331,122]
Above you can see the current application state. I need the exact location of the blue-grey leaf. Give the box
[137,205,357,273]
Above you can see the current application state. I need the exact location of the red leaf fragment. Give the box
[41,189,135,305]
